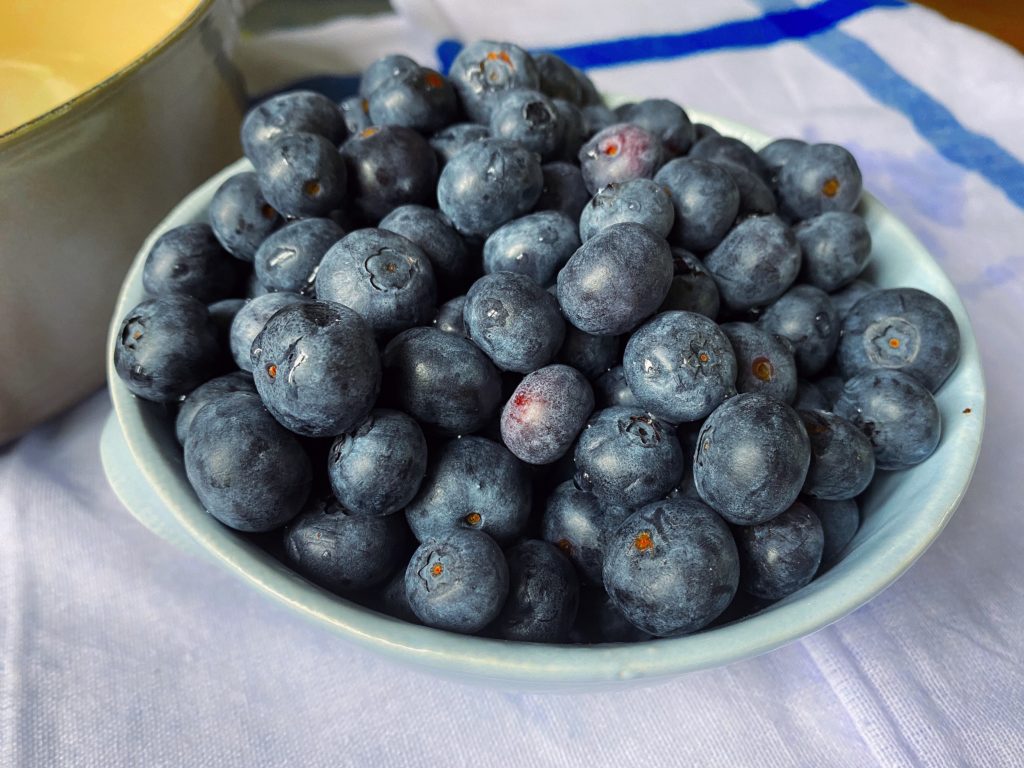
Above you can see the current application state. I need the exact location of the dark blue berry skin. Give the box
[735,501,823,600]
[758,284,839,377]
[534,52,583,104]
[594,366,639,408]
[142,223,243,302]
[257,132,348,219]
[328,409,428,517]
[623,311,737,424]
[573,66,602,106]
[557,327,618,380]
[758,137,807,177]
[814,375,845,410]
[703,214,801,312]
[360,54,420,97]
[777,143,863,221]
[229,292,311,372]
[174,371,256,445]
[483,211,579,285]
[437,138,544,238]
[434,295,467,336]
[463,272,565,373]
[603,498,740,637]
[373,567,420,624]
[367,67,458,134]
[404,529,510,634]
[378,205,472,295]
[718,162,777,216]
[534,162,590,221]
[448,40,541,123]
[557,222,673,336]
[655,158,740,252]
[428,122,490,167]
[658,249,721,319]
[694,393,811,525]
[541,481,632,584]
[315,228,437,339]
[574,406,684,508]
[501,364,594,464]
[381,327,502,436]
[581,104,617,136]
[341,125,438,222]
[253,218,344,295]
[241,90,345,164]
[689,135,767,179]
[251,300,381,438]
[579,179,674,242]
[570,586,652,643]
[283,493,408,592]
[489,89,563,160]
[552,99,585,162]
[616,99,695,156]
[799,409,875,500]
[804,497,859,568]
[578,123,664,195]
[831,279,877,321]
[693,123,720,141]
[207,298,246,351]
[837,287,960,393]
[793,379,828,411]
[832,370,941,471]
[208,172,282,261]
[492,539,580,642]
[721,322,798,404]
[795,212,871,292]
[339,95,373,135]
[405,436,531,545]
[184,392,312,532]
[114,296,223,403]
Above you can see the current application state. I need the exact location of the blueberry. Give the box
[501,364,594,464]
[581,104,616,136]
[327,409,428,516]
[757,137,807,177]
[405,436,530,545]
[557,222,673,336]
[372,567,420,624]
[794,212,871,292]
[437,138,544,238]
[623,311,737,423]
[253,218,344,295]
[175,371,256,446]
[832,370,941,470]
[734,501,823,599]
[703,214,801,311]
[241,90,345,164]
[758,285,839,377]
[552,99,586,161]
[404,529,509,634]
[804,497,860,568]
[654,158,740,252]
[492,539,580,642]
[557,326,618,380]
[378,205,473,294]
[534,52,583,104]
[208,172,282,261]
[367,67,458,134]
[836,287,960,392]
[541,480,632,584]
[463,272,565,373]
[359,54,420,97]
[533,161,590,220]
[579,179,674,242]
[813,375,846,410]
[339,95,373,135]
[615,99,695,156]
[572,66,602,106]
[793,379,828,411]
[315,228,436,339]
[114,295,223,402]
[381,327,502,436]
[658,249,720,319]
[448,40,540,123]
[777,143,862,221]
[489,89,563,160]
[256,132,347,219]
[434,295,467,336]
[721,322,798,404]
[718,162,777,216]
[594,366,639,408]
[142,223,243,302]
[251,300,381,437]
[831,279,877,321]
[184,391,312,532]
[694,393,811,525]
[574,406,684,508]
[283,493,408,592]
[341,125,438,222]
[229,291,311,372]
[570,586,652,643]
[428,122,490,167]
[483,211,579,285]
[693,123,720,141]
[799,409,875,500]
[602,497,739,636]
[578,123,664,195]
[688,135,767,179]
[207,297,246,351]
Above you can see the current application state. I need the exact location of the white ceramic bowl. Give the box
[102,110,985,691]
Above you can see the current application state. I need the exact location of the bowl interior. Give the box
[106,110,986,689]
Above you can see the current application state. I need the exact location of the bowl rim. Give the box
[106,108,986,685]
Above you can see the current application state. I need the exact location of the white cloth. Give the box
[4,2,1024,765]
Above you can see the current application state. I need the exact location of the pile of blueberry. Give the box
[114,41,960,643]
